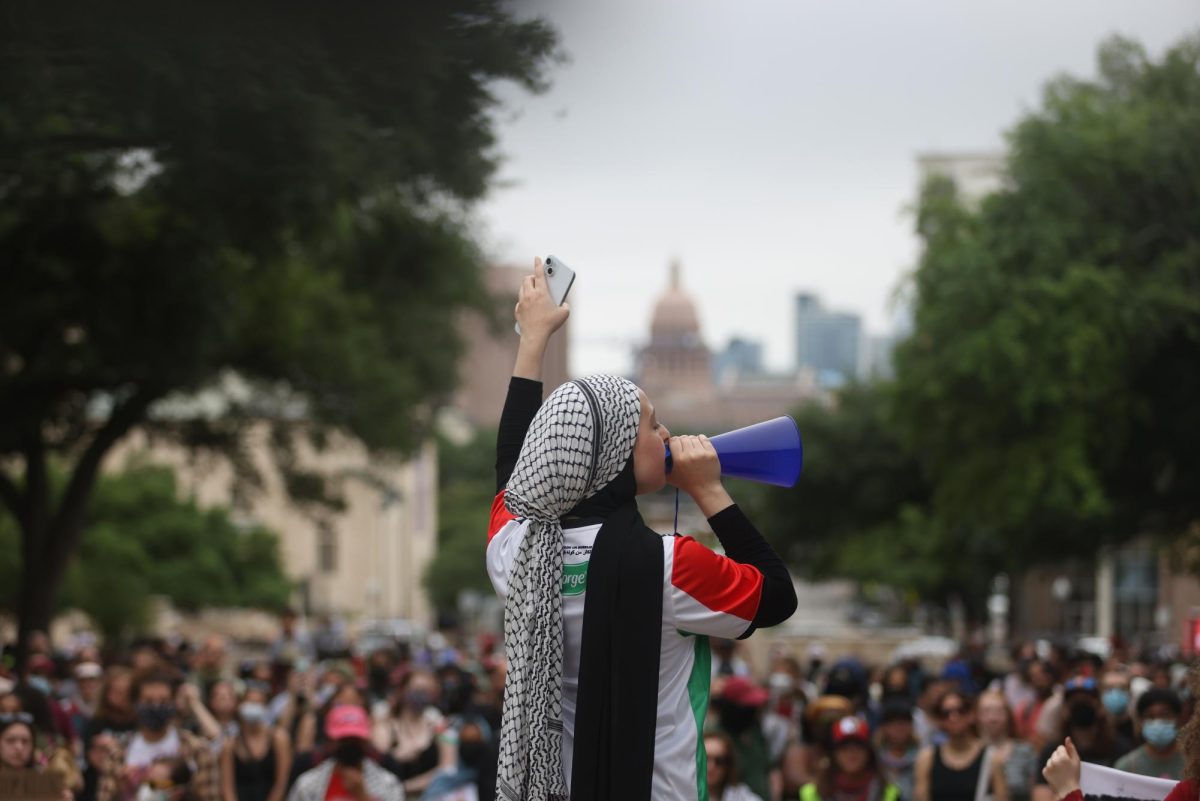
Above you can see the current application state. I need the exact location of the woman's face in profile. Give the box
[632,389,670,494]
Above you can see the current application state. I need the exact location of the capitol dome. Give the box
[650,260,701,340]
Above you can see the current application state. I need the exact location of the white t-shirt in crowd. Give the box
[125,727,181,768]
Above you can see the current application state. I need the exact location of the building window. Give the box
[1115,541,1158,642]
[317,523,337,574]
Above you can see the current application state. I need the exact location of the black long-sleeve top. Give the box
[493,377,798,632]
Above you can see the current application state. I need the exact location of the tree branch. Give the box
[23,434,48,539]
[45,390,156,577]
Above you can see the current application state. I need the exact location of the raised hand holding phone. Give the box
[513,256,570,381]
[515,255,574,336]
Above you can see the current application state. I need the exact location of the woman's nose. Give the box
[658,424,671,441]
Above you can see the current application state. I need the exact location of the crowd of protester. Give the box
[2,615,1197,801]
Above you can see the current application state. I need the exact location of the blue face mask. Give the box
[1102,689,1130,716]
[239,702,269,726]
[28,676,52,697]
[1143,719,1177,749]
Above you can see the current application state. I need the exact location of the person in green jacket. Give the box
[802,716,903,801]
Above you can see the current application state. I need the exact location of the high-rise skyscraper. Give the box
[794,292,861,384]
[713,337,764,384]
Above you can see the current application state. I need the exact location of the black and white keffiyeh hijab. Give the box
[497,375,641,801]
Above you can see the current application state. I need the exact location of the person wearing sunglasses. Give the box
[914,690,1008,801]
[705,730,763,801]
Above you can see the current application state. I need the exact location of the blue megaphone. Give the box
[663,416,803,488]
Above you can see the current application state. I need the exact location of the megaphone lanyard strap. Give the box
[673,487,680,535]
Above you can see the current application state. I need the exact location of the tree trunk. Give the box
[15,558,57,677]
[9,393,152,675]
[11,435,50,679]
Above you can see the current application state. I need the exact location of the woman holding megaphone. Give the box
[485,258,798,801]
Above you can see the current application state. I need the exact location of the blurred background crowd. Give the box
[3,615,1198,801]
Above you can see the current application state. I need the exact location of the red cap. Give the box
[720,677,770,708]
[325,705,371,741]
[831,715,870,746]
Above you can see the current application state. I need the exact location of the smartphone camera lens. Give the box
[547,266,555,275]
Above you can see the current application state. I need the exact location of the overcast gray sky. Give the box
[478,0,1198,376]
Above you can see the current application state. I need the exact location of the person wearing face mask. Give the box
[220,687,293,801]
[1030,677,1132,801]
[877,699,920,801]
[1114,688,1185,779]
[764,660,805,766]
[1098,670,1136,744]
[287,705,403,801]
[714,677,773,801]
[365,653,399,710]
[96,672,219,801]
[1040,666,1200,801]
[371,669,443,794]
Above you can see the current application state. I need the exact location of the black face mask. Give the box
[334,740,367,767]
[719,704,758,735]
[440,679,471,715]
[369,667,390,692]
[1069,701,1098,728]
[136,702,175,732]
[459,741,489,772]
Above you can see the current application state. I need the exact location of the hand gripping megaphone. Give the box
[663,416,803,488]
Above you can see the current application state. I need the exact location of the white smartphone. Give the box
[515,255,576,335]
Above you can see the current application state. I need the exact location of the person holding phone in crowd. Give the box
[486,258,797,801]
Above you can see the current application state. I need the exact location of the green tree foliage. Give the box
[0,1,559,666]
[0,466,290,644]
[894,34,1200,562]
[763,34,1200,612]
[424,429,497,613]
[752,387,986,608]
[756,387,947,594]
